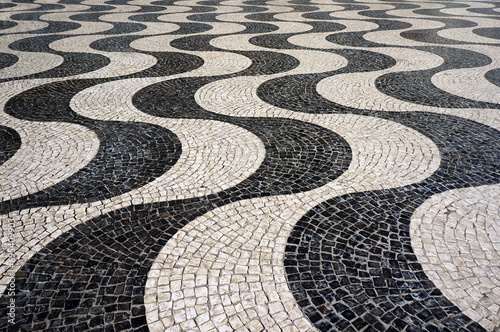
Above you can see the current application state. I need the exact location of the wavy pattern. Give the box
[0,0,499,331]
[411,185,500,331]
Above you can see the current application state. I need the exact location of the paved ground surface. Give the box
[0,0,499,331]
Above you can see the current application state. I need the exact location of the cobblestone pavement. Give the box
[0,0,499,330]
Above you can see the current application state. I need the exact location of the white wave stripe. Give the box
[0,34,64,79]
[193,52,347,116]
[0,46,253,202]
[38,12,116,35]
[363,18,446,47]
[437,17,500,45]
[272,10,327,22]
[49,34,160,79]
[193,73,441,189]
[80,0,142,12]
[0,79,100,202]
[285,17,444,50]
[0,121,99,202]
[315,46,500,130]
[439,2,498,17]
[0,13,48,34]
[158,6,243,23]
[316,47,444,110]
[0,14,253,203]
[0,2,43,12]
[148,45,441,329]
[431,44,500,105]
[210,24,320,52]
[146,112,441,331]
[0,15,183,78]
[286,19,381,49]
[383,2,447,18]
[410,185,500,331]
[0,118,266,296]
[195,47,440,117]
[328,3,396,20]
[0,50,261,292]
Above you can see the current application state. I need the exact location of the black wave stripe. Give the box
[199,0,223,5]
[127,13,165,22]
[358,3,420,18]
[285,114,499,331]
[67,13,148,34]
[88,35,205,76]
[302,4,371,20]
[4,35,110,80]
[0,198,213,331]
[231,51,301,75]
[134,5,168,13]
[1,80,182,213]
[0,2,16,9]
[133,77,219,120]
[222,117,352,197]
[473,27,500,40]
[95,22,149,35]
[0,95,353,332]
[84,4,116,11]
[376,46,500,109]
[413,1,470,17]
[133,72,352,197]
[32,21,82,35]
[164,34,220,51]
[7,12,82,34]
[103,0,128,5]
[187,13,222,22]
[239,5,269,13]
[485,68,500,88]
[0,125,21,166]
[138,51,205,76]
[258,46,499,111]
[306,21,346,33]
[30,3,66,11]
[0,52,18,70]
[68,12,107,22]
[290,5,318,12]
[301,11,343,21]
[257,49,397,113]
[250,33,303,49]
[168,22,213,34]
[245,12,280,22]
[169,31,301,73]
[239,22,280,33]
[0,20,17,31]
[57,0,82,3]
[249,21,347,49]
[89,35,144,52]
[325,19,412,48]
[289,0,312,4]
[467,3,500,16]
[400,18,483,45]
[9,12,45,22]
[187,5,217,13]
[150,0,176,5]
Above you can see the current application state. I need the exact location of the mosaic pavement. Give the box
[0,0,499,330]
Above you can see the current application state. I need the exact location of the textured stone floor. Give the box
[0,0,499,331]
